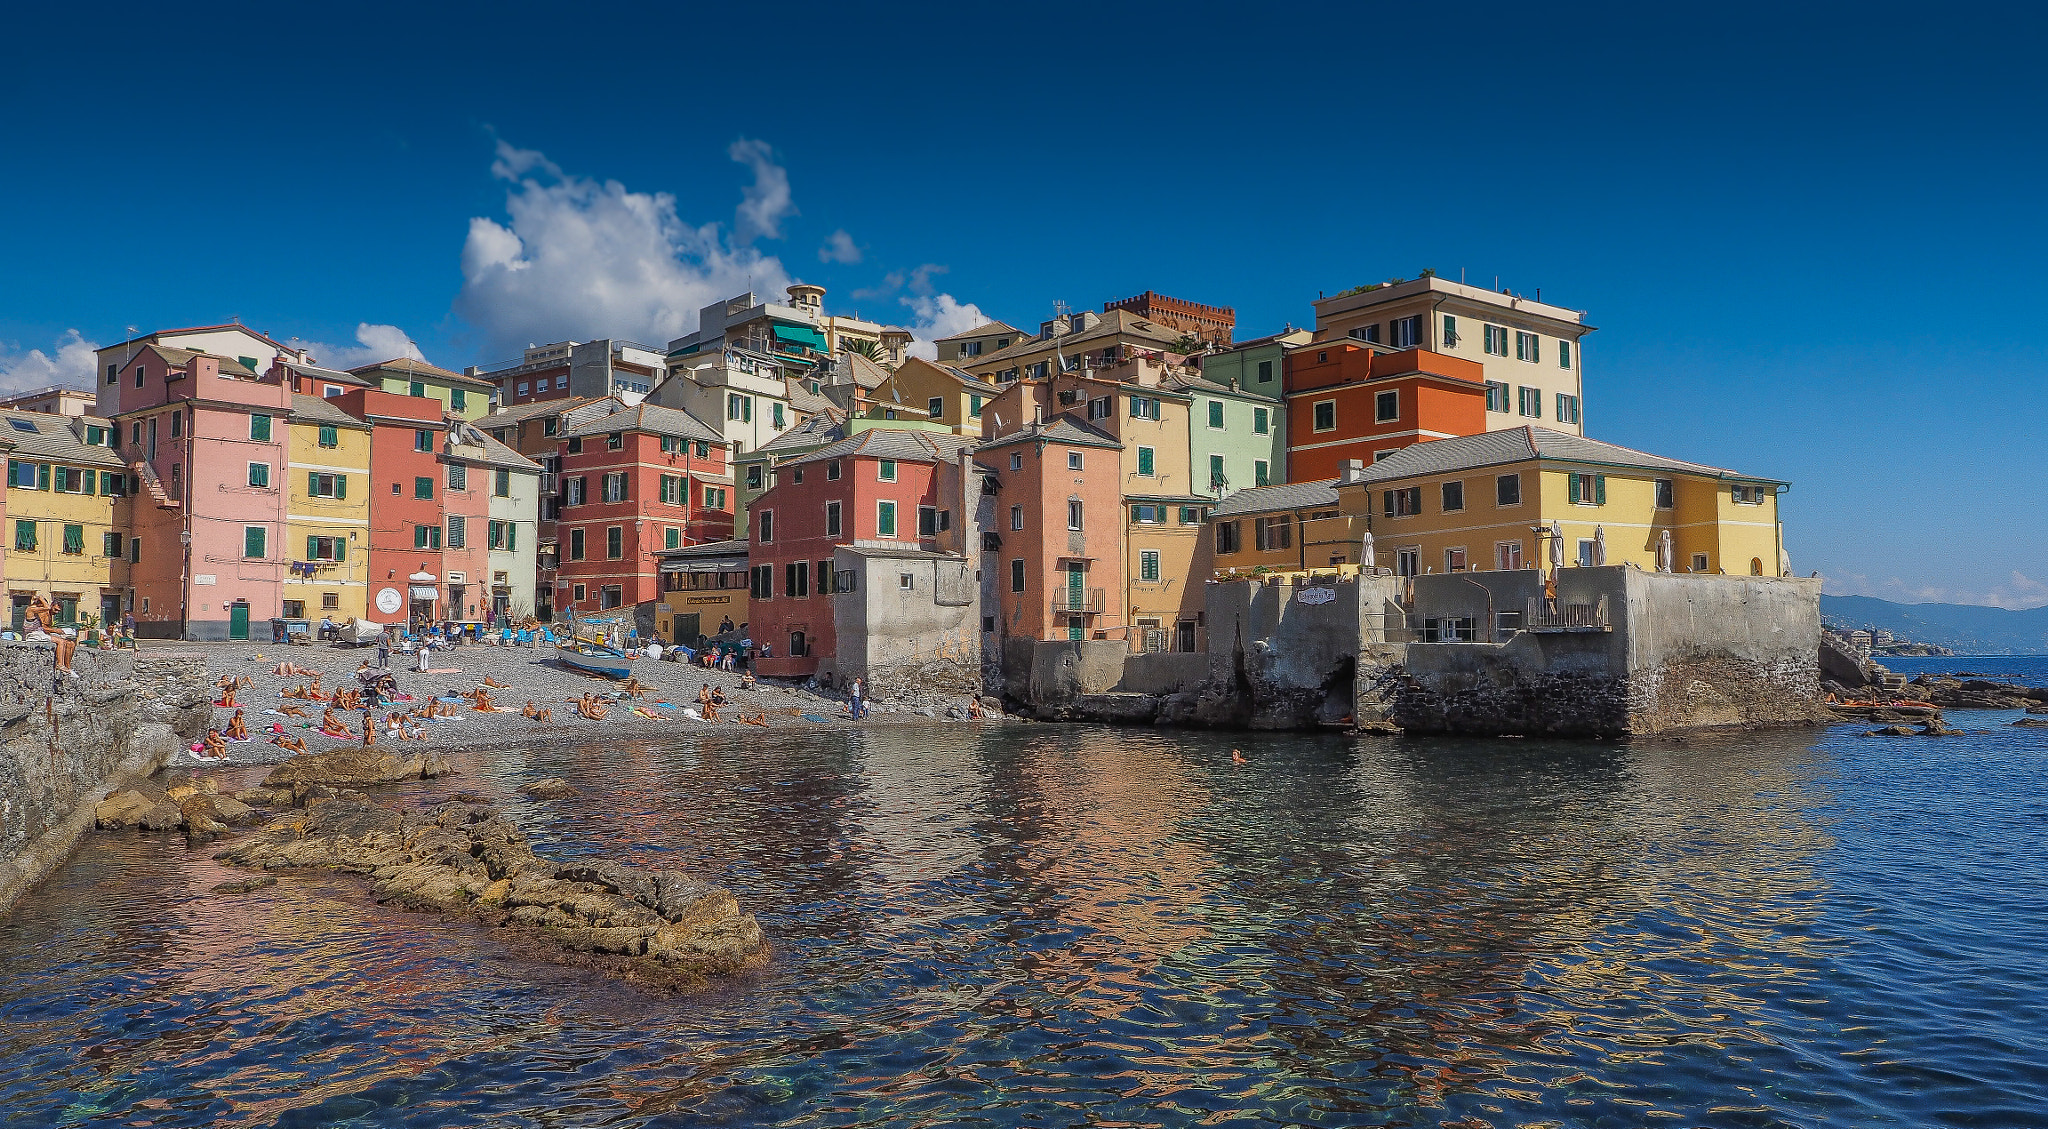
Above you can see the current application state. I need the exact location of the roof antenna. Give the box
[1052,299,1068,375]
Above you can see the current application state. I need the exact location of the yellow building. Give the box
[281,394,372,623]
[1209,478,1372,576]
[2,409,131,631]
[870,357,996,435]
[1331,426,1785,578]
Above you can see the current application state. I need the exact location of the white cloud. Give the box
[901,293,991,360]
[455,140,791,361]
[0,329,99,392]
[1823,568,2048,610]
[818,229,861,264]
[285,323,427,371]
[730,138,796,243]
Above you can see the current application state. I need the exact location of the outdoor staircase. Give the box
[125,452,179,509]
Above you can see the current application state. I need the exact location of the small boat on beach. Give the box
[553,617,635,679]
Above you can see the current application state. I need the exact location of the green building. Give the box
[1176,329,1305,496]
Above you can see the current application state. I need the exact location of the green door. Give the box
[1066,568,1084,640]
[229,602,250,640]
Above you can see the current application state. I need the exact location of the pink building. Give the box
[109,345,290,639]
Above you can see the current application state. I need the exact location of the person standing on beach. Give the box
[850,677,866,720]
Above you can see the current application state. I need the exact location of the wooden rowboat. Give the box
[553,616,635,679]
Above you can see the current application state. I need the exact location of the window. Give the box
[605,526,623,558]
[413,524,442,550]
[878,459,897,482]
[600,585,623,610]
[103,531,123,557]
[1140,550,1160,581]
[1567,472,1608,506]
[658,474,681,505]
[1516,331,1539,363]
[569,528,585,560]
[1485,381,1510,413]
[249,414,272,442]
[517,381,531,397]
[1179,506,1203,524]
[756,510,775,544]
[604,431,624,451]
[1207,400,1224,429]
[918,505,939,536]
[1374,390,1400,423]
[1497,474,1522,506]
[573,583,587,602]
[317,424,339,449]
[553,375,566,390]
[59,523,83,555]
[1257,359,1273,383]
[1559,340,1573,370]
[568,437,584,454]
[929,396,945,419]
[414,476,433,500]
[1496,541,1524,570]
[705,486,727,509]
[970,394,985,418]
[1254,460,1270,486]
[451,389,467,411]
[410,380,426,398]
[1254,516,1292,551]
[247,462,270,488]
[447,515,467,549]
[321,592,340,611]
[12,519,34,550]
[1006,503,1020,531]
[1132,504,1164,524]
[786,560,809,598]
[745,465,762,490]
[1441,481,1464,512]
[1518,386,1542,418]
[826,460,841,481]
[1396,548,1420,577]
[1087,397,1111,421]
[1350,323,1381,344]
[413,428,432,452]
[1129,396,1161,420]
[602,473,627,503]
[1209,454,1226,489]
[1692,552,1710,573]
[170,412,182,438]
[448,464,468,491]
[324,386,342,398]
[244,526,267,559]
[1655,478,1674,509]
[1137,446,1155,476]
[1252,406,1269,435]
[877,500,898,537]
[566,476,588,505]
[1484,325,1509,356]
[1066,500,1084,531]
[1422,616,1477,643]
[1011,558,1026,591]
[727,393,751,422]
[1215,521,1240,554]
[1445,547,1469,573]
[1390,315,1421,348]
[1556,393,1581,425]
[1312,400,1335,431]
[749,564,772,600]
[792,467,805,485]
[1384,486,1423,517]
[494,468,511,497]
[1733,484,1768,505]
[1442,315,1459,347]
[488,521,506,550]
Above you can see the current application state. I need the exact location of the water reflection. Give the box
[0,721,2040,1127]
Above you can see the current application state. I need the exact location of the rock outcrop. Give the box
[217,792,766,990]
[94,771,262,839]
[261,747,449,790]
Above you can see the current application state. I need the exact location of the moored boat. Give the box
[553,617,635,679]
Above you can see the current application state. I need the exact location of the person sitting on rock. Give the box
[224,709,250,741]
[968,698,985,720]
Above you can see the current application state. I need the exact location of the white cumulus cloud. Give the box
[730,138,796,243]
[819,229,861,264]
[0,329,99,392]
[455,140,791,361]
[902,293,992,360]
[286,323,427,371]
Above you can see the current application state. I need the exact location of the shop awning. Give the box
[661,559,743,573]
[772,323,827,351]
[409,587,439,600]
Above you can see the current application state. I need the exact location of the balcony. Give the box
[1524,596,1610,632]
[1051,588,1106,614]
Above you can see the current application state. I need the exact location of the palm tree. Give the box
[843,338,885,361]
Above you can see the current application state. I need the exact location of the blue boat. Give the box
[553,617,636,679]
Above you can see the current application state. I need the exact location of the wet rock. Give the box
[2012,717,2048,728]
[2026,705,2048,715]
[1919,719,1961,736]
[179,796,231,838]
[262,747,449,790]
[95,789,160,830]
[214,794,765,990]
[517,777,580,800]
[1864,726,1918,737]
[233,787,292,807]
[138,800,187,830]
[212,875,277,894]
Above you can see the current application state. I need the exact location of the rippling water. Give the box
[3,702,2046,1126]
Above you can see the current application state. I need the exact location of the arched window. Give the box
[1750,557,1764,576]
[790,630,807,657]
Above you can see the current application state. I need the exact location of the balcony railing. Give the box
[1051,588,1105,614]
[1524,596,1610,631]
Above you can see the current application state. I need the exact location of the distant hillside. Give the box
[1821,595,2048,655]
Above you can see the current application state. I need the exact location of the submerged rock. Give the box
[517,777,580,800]
[212,875,277,894]
[261,748,449,790]
[215,793,766,990]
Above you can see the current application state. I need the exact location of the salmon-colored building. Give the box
[980,415,1126,642]
[747,429,975,678]
[109,345,290,639]
[1283,343,1489,480]
[552,401,733,626]
[336,388,448,626]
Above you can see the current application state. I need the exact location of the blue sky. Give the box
[2,3,2043,606]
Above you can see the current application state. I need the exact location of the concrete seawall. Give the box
[0,645,211,914]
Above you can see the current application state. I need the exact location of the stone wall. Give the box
[1206,574,1406,729]
[0,645,210,913]
[831,549,981,698]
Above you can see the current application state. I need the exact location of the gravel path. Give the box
[155,638,998,768]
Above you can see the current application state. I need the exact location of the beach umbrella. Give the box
[1593,525,1607,565]
[1361,530,1375,570]
[1548,522,1565,571]
[1657,530,1674,572]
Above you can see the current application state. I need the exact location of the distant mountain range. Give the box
[1821,595,2048,655]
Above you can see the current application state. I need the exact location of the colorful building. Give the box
[1102,290,1237,346]
[1,410,130,632]
[979,416,1126,643]
[745,429,975,678]
[932,321,1023,366]
[282,393,372,624]
[870,357,996,436]
[1310,275,1592,436]
[649,348,802,457]
[1338,427,1786,579]
[476,339,666,408]
[1283,342,1489,480]
[552,401,733,625]
[1207,476,1370,577]
[959,308,1192,385]
[652,538,750,644]
[336,388,447,626]
[352,358,494,422]
[1193,328,1309,489]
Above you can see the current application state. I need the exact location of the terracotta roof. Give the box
[1357,426,1780,484]
[932,320,1021,343]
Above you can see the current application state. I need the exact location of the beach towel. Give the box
[319,728,354,739]
[802,713,830,724]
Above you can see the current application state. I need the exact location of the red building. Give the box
[1102,290,1237,346]
[552,401,733,623]
[1283,343,1489,480]
[336,388,448,625]
[747,429,975,679]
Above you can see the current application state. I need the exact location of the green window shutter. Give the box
[1208,401,1223,428]
[336,475,347,499]
[320,424,337,447]
[1594,475,1607,505]
[251,414,271,441]
[1138,447,1154,476]
[37,463,50,490]
[245,527,265,558]
[308,535,319,559]
[506,524,515,551]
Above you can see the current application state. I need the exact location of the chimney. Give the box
[1033,404,1044,427]
[1337,458,1367,485]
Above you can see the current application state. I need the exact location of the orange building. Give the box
[1283,343,1489,480]
[980,416,1126,642]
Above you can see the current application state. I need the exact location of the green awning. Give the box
[772,324,827,351]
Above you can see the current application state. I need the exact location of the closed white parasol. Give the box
[1593,525,1607,565]
[1361,530,1375,570]
[1657,530,1674,572]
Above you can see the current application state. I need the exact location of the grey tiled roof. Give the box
[281,360,370,387]
[654,537,749,559]
[289,393,372,432]
[1211,479,1339,517]
[933,320,1020,342]
[1357,426,1778,483]
[561,401,723,444]
[448,431,542,471]
[785,428,979,467]
[0,409,125,468]
[973,413,1123,452]
[747,413,845,458]
[481,396,591,427]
